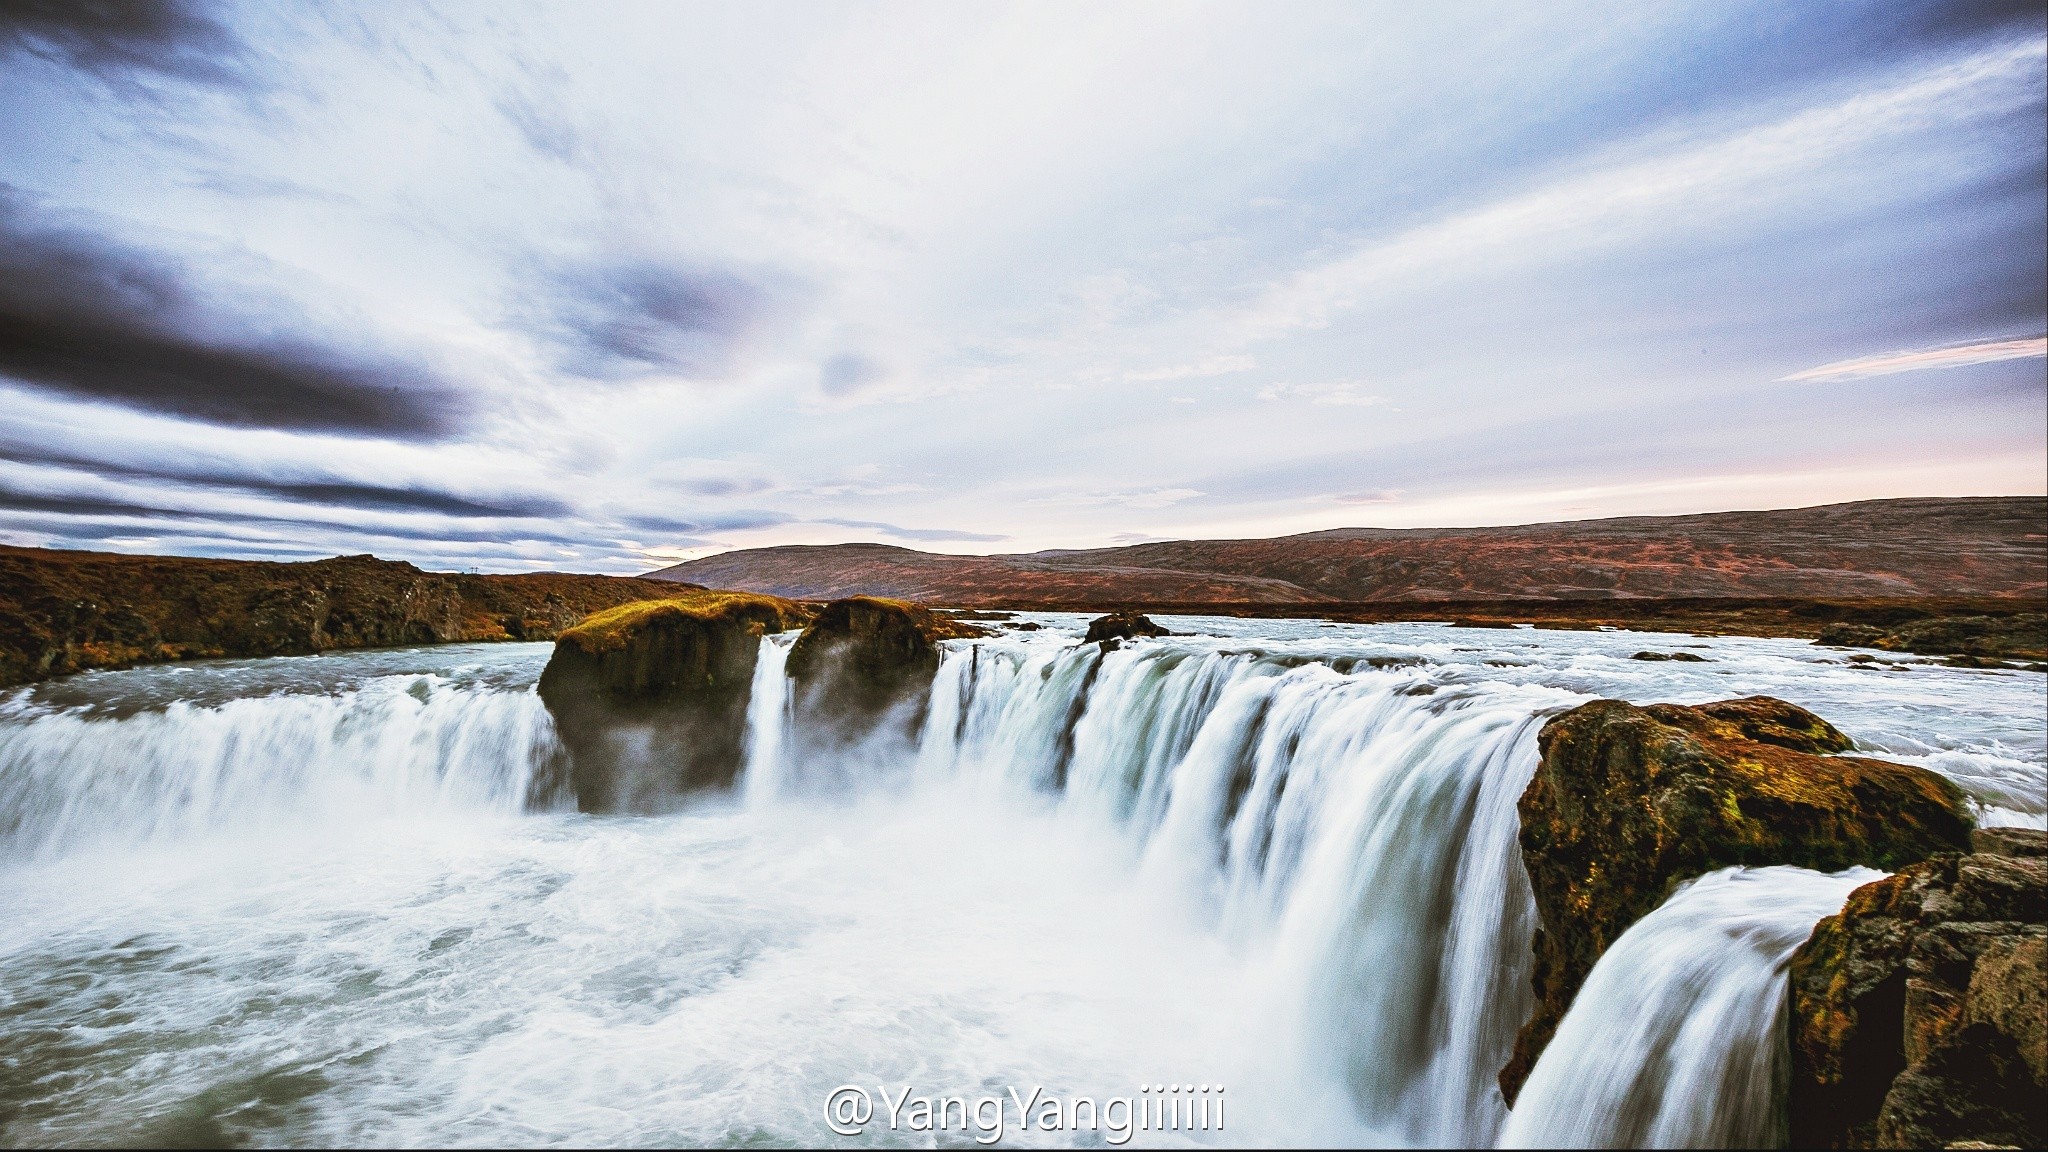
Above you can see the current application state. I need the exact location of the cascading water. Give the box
[915,639,1567,1145]
[0,666,557,861]
[1500,865,1885,1149]
[741,631,796,808]
[0,620,2038,1147]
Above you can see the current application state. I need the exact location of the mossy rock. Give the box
[1787,834,2046,1148]
[1500,695,1973,1102]
[537,592,811,812]
[785,597,982,770]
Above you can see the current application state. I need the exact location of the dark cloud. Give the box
[0,480,597,548]
[541,256,770,379]
[0,0,248,86]
[0,188,470,439]
[0,439,570,516]
[616,511,793,535]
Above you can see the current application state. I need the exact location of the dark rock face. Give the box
[1082,611,1169,645]
[785,597,982,771]
[537,594,807,812]
[1787,830,2047,1149]
[1501,695,1974,1102]
[1629,650,1708,661]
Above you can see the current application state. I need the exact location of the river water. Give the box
[0,616,2039,1146]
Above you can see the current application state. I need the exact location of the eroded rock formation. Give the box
[785,597,984,771]
[1787,827,2046,1149]
[1082,611,1169,645]
[537,593,810,812]
[1500,695,1973,1101]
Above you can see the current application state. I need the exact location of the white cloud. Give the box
[1257,381,1387,406]
[1779,337,2047,382]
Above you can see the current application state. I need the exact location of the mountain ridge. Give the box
[646,497,2048,605]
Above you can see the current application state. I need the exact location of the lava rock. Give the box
[537,593,809,812]
[786,597,985,772]
[1500,695,1973,1103]
[1787,830,2047,1149]
[1082,611,1170,645]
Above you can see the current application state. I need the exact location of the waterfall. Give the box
[3,627,1941,1146]
[912,638,1572,1146]
[0,674,557,861]
[741,632,796,808]
[1500,865,1885,1149]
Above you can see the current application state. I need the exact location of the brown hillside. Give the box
[0,545,693,688]
[651,497,2046,605]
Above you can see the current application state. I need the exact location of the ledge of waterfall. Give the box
[1502,694,1975,1101]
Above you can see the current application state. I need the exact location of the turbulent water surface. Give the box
[0,617,2041,1147]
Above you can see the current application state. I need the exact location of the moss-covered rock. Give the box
[1787,829,2046,1148]
[537,592,810,812]
[1082,611,1169,645]
[1499,695,1973,1102]
[1818,613,2048,661]
[785,597,983,768]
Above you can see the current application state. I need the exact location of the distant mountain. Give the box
[646,497,2048,606]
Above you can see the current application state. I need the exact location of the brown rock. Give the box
[1082,611,1170,644]
[1501,695,1973,1103]
[1788,833,2047,1149]
[537,593,810,812]
[786,597,984,768]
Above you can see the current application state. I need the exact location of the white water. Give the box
[740,631,796,808]
[0,619,2040,1146]
[1502,865,1884,1149]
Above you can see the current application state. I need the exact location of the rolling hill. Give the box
[647,497,2047,607]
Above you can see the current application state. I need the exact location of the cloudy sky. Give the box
[0,1,2042,573]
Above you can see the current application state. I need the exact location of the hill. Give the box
[0,546,694,688]
[648,497,2047,606]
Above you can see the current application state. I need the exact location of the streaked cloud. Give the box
[1779,336,2047,381]
[0,1,2036,570]
[0,187,471,439]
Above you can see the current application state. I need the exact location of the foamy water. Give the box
[0,619,2039,1146]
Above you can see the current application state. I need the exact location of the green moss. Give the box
[557,592,807,654]
[1501,695,1974,1104]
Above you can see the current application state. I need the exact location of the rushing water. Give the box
[1501,865,1885,1149]
[0,618,2040,1147]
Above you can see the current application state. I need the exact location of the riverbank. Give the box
[0,545,689,688]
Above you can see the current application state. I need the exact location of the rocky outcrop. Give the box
[1082,611,1169,645]
[0,544,692,688]
[1787,828,2047,1149]
[784,597,985,769]
[537,593,810,812]
[1819,613,2048,663]
[1500,695,1974,1102]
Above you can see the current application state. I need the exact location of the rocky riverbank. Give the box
[0,545,695,689]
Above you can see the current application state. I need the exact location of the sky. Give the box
[0,0,2042,574]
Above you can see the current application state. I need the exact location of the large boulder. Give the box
[785,597,984,772]
[1787,828,2047,1149]
[1500,695,1973,1101]
[1082,611,1170,645]
[536,592,809,812]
